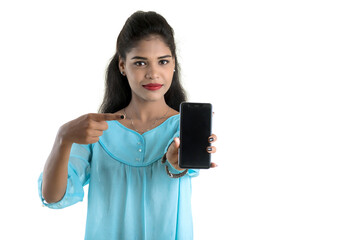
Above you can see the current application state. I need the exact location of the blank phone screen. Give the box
[179,102,212,169]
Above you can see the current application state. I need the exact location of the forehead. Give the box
[126,35,172,59]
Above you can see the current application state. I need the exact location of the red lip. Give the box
[143,83,163,91]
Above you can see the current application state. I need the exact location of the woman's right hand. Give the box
[58,113,122,145]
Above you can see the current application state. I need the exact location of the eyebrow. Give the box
[131,55,172,60]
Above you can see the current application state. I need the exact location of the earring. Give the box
[120,110,126,120]
[121,71,125,76]
[174,69,176,72]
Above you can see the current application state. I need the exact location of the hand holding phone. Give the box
[166,134,217,171]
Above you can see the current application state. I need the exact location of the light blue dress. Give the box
[38,114,199,239]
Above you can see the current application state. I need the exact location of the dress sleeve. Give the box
[38,143,92,209]
[163,130,200,178]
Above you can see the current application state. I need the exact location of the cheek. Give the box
[165,66,175,80]
[126,70,143,84]
[165,73,174,90]
[164,71,173,84]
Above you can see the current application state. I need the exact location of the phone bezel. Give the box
[178,102,212,169]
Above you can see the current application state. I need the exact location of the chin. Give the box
[132,88,168,103]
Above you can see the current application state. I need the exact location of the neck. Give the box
[125,97,169,123]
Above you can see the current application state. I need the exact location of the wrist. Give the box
[56,125,73,148]
[165,153,185,171]
[161,153,188,178]
[172,164,185,172]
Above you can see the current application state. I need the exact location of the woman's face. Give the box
[119,35,175,103]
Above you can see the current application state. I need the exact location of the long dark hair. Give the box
[98,11,187,113]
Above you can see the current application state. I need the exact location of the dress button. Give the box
[138,149,142,152]
[137,142,141,145]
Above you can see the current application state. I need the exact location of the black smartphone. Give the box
[179,102,212,169]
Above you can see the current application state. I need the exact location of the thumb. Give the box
[173,137,180,149]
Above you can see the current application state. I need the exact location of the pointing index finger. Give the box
[91,113,122,122]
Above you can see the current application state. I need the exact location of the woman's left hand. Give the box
[166,134,218,171]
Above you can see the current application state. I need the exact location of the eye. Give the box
[159,60,169,65]
[134,61,146,66]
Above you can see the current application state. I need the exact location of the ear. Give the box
[118,57,126,74]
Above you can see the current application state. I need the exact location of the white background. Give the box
[0,0,359,239]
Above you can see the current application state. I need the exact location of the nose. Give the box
[145,63,159,79]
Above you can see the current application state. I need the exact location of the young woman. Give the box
[38,11,217,239]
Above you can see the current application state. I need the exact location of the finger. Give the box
[89,136,100,144]
[167,137,180,155]
[208,134,217,143]
[91,130,104,137]
[210,162,218,168]
[207,146,217,153]
[173,137,180,149]
[91,120,109,131]
[90,113,122,122]
[83,136,100,144]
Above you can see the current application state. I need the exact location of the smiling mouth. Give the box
[143,83,163,91]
